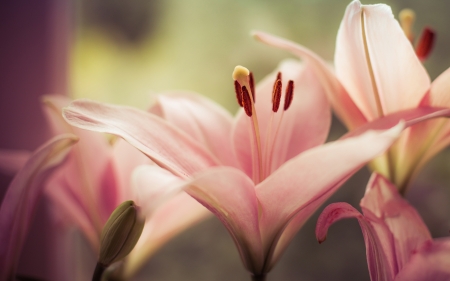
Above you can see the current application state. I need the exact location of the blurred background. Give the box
[1,0,450,280]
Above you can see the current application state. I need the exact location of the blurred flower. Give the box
[63,60,404,279]
[316,173,450,281]
[0,96,208,280]
[0,134,77,280]
[254,0,450,194]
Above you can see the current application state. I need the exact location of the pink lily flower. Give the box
[253,0,450,193]
[0,134,77,281]
[63,60,407,279]
[316,173,450,281]
[0,96,209,280]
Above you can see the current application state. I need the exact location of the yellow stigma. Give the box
[399,8,416,42]
[233,65,250,82]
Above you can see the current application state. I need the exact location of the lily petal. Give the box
[335,1,430,119]
[149,92,237,167]
[256,123,403,265]
[316,202,395,281]
[0,149,30,175]
[131,164,185,216]
[361,174,432,271]
[112,139,153,201]
[63,99,220,178]
[0,134,77,280]
[183,167,263,274]
[253,31,367,130]
[342,107,450,139]
[395,239,450,281]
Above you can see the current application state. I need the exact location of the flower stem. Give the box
[92,262,107,281]
[251,273,267,281]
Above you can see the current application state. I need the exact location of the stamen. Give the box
[233,65,250,86]
[416,27,435,61]
[249,72,256,103]
[284,80,294,111]
[234,80,243,107]
[272,79,282,112]
[241,86,253,117]
[276,72,282,81]
[399,8,416,42]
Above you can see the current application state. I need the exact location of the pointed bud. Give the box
[98,200,145,266]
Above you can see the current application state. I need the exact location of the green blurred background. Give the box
[70,0,450,280]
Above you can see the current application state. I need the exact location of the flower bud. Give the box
[99,200,145,266]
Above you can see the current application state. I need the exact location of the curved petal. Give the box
[316,202,395,281]
[342,107,450,139]
[112,139,153,201]
[183,167,263,274]
[361,174,432,270]
[124,193,210,278]
[395,239,450,281]
[256,123,403,264]
[335,1,430,119]
[341,106,450,189]
[149,92,237,167]
[131,165,185,216]
[0,134,77,280]
[253,31,367,130]
[63,99,220,178]
[232,61,331,178]
[0,149,30,175]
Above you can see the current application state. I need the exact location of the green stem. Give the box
[251,273,267,281]
[92,262,107,281]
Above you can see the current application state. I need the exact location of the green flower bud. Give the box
[98,200,145,266]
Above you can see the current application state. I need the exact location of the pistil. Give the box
[233,66,263,183]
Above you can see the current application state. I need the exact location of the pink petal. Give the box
[124,193,209,277]
[0,134,77,280]
[336,1,429,119]
[395,239,450,281]
[341,106,450,189]
[183,167,264,274]
[131,164,185,216]
[421,67,450,107]
[63,99,220,178]
[361,174,432,270]
[149,92,238,167]
[342,107,450,139]
[0,149,30,175]
[256,123,403,263]
[316,202,395,281]
[112,139,153,201]
[233,61,331,178]
[253,31,367,130]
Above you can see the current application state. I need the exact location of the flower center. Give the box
[233,65,294,184]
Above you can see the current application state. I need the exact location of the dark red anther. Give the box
[416,27,435,61]
[249,72,256,103]
[272,79,282,112]
[284,80,294,111]
[242,86,253,117]
[276,72,282,81]
[234,80,243,107]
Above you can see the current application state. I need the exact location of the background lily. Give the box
[316,173,450,281]
[63,60,406,279]
[0,134,77,281]
[0,96,209,280]
[254,0,450,194]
